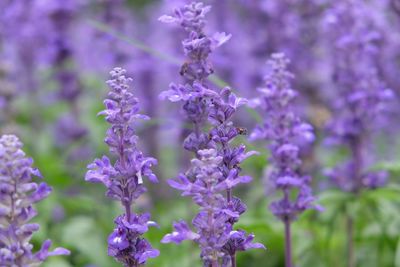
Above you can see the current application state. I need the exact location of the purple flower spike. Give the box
[86,68,158,266]
[159,2,230,132]
[324,1,394,193]
[252,53,320,221]
[0,135,70,266]
[251,53,321,267]
[162,148,235,263]
[160,2,263,266]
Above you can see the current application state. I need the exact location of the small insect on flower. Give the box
[236,127,248,135]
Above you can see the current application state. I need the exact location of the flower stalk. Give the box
[324,2,394,265]
[251,53,321,267]
[85,68,159,266]
[160,2,264,265]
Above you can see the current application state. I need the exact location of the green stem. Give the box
[346,215,355,267]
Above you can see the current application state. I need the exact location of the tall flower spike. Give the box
[85,68,159,266]
[160,2,263,266]
[322,3,394,266]
[159,2,230,155]
[251,53,321,267]
[0,134,70,266]
[251,53,319,221]
[41,0,81,102]
[209,88,265,265]
[324,0,394,192]
[2,0,44,94]
[90,0,132,71]
[39,0,89,162]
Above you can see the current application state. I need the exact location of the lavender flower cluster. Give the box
[250,53,321,267]
[159,3,264,266]
[324,0,394,193]
[251,53,320,222]
[159,2,230,153]
[0,134,69,265]
[85,68,159,266]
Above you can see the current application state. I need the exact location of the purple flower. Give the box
[222,230,265,256]
[85,68,159,266]
[163,149,233,263]
[163,126,261,263]
[108,215,159,266]
[325,162,388,192]
[1,0,45,94]
[54,113,88,146]
[251,53,320,267]
[37,0,88,161]
[220,229,266,266]
[40,0,79,68]
[161,220,200,244]
[251,53,320,222]
[160,2,263,265]
[81,0,133,72]
[36,0,82,101]
[0,135,70,265]
[159,2,229,142]
[324,1,394,192]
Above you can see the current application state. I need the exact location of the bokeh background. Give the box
[1,0,400,266]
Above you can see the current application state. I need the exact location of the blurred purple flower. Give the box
[324,0,394,192]
[251,53,321,267]
[54,113,88,146]
[38,0,89,162]
[1,0,45,93]
[251,53,320,221]
[80,0,133,72]
[0,134,70,265]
